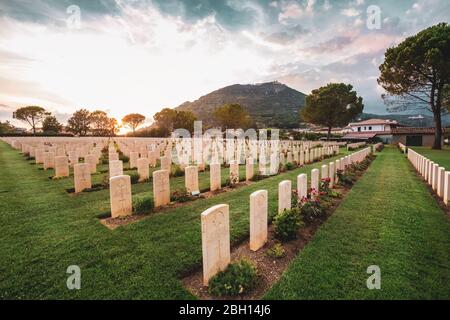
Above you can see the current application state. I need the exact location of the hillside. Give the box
[175,81,306,128]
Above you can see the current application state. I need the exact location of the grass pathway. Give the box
[265,146,450,299]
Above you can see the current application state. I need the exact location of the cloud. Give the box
[341,8,361,17]
[0,0,449,124]
[262,24,310,44]
[278,0,315,23]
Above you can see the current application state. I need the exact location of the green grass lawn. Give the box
[265,146,450,299]
[0,141,353,299]
[410,146,450,170]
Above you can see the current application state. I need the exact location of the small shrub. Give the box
[133,195,154,215]
[337,169,354,187]
[266,243,286,259]
[291,189,300,208]
[171,165,184,177]
[250,174,264,182]
[170,188,192,202]
[300,199,325,223]
[285,162,295,170]
[208,259,257,297]
[128,172,140,184]
[119,154,129,163]
[319,178,331,196]
[273,208,303,241]
[101,158,109,165]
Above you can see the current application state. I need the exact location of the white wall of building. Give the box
[350,124,392,132]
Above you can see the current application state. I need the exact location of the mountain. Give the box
[358,113,450,127]
[175,81,306,128]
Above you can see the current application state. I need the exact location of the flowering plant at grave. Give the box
[291,189,301,207]
[319,178,331,196]
[308,187,320,200]
[299,197,325,223]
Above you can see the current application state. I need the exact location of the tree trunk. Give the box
[327,126,332,141]
[432,111,442,150]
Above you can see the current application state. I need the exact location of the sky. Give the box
[0,0,449,129]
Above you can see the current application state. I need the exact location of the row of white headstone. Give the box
[107,146,346,218]
[347,142,366,150]
[407,149,450,205]
[398,142,407,154]
[200,146,373,286]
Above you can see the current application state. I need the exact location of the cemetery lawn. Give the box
[411,146,450,169]
[265,146,450,299]
[0,141,353,299]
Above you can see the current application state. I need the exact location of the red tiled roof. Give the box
[349,119,398,126]
[342,132,378,140]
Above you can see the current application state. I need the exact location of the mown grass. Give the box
[0,141,352,299]
[411,146,450,169]
[265,146,450,299]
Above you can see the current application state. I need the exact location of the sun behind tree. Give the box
[122,113,146,135]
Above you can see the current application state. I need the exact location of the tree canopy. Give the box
[89,110,111,136]
[378,22,449,149]
[67,109,91,136]
[42,116,63,134]
[300,83,364,139]
[13,106,49,134]
[0,121,16,135]
[152,108,197,136]
[122,113,146,134]
[212,104,254,130]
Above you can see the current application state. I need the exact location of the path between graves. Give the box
[0,141,354,299]
[265,146,450,299]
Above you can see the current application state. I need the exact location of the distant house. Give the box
[347,118,400,133]
[342,118,443,147]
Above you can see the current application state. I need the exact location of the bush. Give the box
[285,162,295,170]
[250,173,264,182]
[337,169,354,187]
[119,154,129,163]
[273,208,303,241]
[300,199,325,223]
[170,188,192,202]
[266,243,286,259]
[133,195,154,215]
[208,259,258,297]
[128,172,140,184]
[171,165,184,177]
[319,178,331,196]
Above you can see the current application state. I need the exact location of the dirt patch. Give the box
[181,157,375,300]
